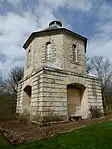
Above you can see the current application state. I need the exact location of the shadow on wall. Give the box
[23,85,32,116]
[67,83,86,118]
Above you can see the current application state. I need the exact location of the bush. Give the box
[0,92,16,119]
[89,106,103,118]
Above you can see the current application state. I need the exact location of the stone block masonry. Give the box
[16,67,103,122]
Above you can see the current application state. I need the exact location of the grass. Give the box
[0,133,12,149]
[1,122,112,149]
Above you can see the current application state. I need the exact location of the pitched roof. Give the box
[23,27,87,52]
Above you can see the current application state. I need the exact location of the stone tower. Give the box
[16,21,103,122]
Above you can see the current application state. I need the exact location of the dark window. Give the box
[72,44,78,62]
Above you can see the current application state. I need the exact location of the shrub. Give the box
[89,106,103,118]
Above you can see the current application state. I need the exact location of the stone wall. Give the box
[23,32,87,79]
[63,33,86,74]
[40,68,87,119]
[31,69,44,119]
[87,77,103,110]
[24,34,64,79]
[41,69,68,121]
[17,67,103,121]
[16,82,24,114]
[40,68,103,119]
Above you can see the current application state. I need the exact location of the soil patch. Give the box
[0,116,111,144]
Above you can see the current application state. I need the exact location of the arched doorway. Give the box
[67,83,86,118]
[23,85,32,115]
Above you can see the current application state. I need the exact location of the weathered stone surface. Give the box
[17,67,103,121]
[16,23,103,122]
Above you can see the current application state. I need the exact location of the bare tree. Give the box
[86,56,91,73]
[6,66,24,94]
[88,56,112,108]
[0,70,7,92]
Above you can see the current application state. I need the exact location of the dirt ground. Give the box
[0,116,111,144]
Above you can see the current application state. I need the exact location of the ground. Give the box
[0,118,107,144]
[0,121,112,149]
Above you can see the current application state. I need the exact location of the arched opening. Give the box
[23,85,32,115]
[26,48,31,69]
[67,83,86,118]
[46,42,52,61]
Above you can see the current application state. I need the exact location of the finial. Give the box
[49,20,62,28]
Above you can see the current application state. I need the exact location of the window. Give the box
[46,42,52,61]
[72,44,78,62]
[26,49,31,68]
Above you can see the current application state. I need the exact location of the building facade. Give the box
[16,21,103,122]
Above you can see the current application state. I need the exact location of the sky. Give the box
[0,0,112,77]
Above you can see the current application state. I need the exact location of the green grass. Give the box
[1,122,112,149]
[0,133,13,149]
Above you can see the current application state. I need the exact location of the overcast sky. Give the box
[0,0,112,76]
